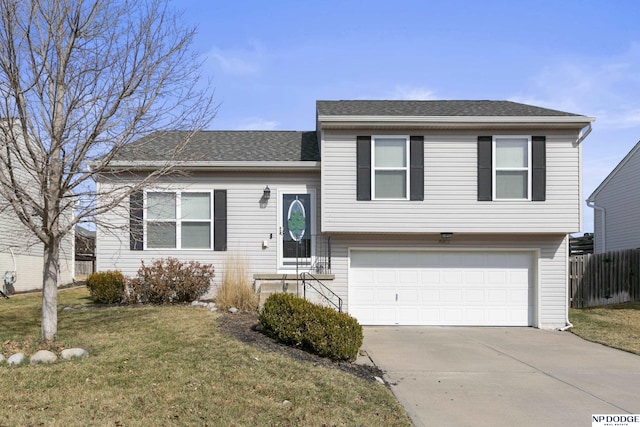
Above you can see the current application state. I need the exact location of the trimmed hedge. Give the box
[86,271,125,304]
[259,293,363,361]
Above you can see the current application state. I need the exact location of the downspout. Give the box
[560,125,595,331]
[561,198,606,331]
[575,123,592,145]
[586,199,605,253]
[560,234,574,331]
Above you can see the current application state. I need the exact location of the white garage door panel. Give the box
[349,250,535,326]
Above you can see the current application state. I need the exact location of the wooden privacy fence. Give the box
[569,249,640,308]
[75,260,95,280]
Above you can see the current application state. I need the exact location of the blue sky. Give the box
[178,0,640,233]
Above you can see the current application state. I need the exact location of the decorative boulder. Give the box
[61,348,89,360]
[7,352,26,365]
[0,354,5,363]
[30,350,57,364]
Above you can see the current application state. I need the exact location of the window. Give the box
[145,191,212,249]
[494,137,530,200]
[357,135,424,201]
[478,135,545,202]
[373,137,409,199]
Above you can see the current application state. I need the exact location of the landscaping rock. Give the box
[30,350,57,364]
[229,307,238,314]
[61,348,89,360]
[7,352,26,365]
[191,301,203,307]
[0,354,4,363]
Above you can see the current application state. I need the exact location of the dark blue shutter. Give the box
[477,136,492,201]
[214,190,227,251]
[356,136,371,200]
[410,136,424,201]
[130,191,143,250]
[532,136,546,201]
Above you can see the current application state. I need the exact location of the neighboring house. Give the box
[0,122,74,293]
[95,100,594,329]
[587,139,640,253]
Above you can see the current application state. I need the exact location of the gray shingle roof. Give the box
[316,100,584,117]
[112,130,319,162]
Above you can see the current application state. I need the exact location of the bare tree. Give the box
[0,0,215,341]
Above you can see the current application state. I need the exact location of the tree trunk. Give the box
[41,241,59,342]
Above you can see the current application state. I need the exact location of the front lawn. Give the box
[0,287,411,426]
[569,302,640,355]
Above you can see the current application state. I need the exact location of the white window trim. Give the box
[143,190,214,250]
[371,135,410,200]
[492,136,532,201]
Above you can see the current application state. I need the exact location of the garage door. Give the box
[349,250,535,326]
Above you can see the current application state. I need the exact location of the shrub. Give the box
[86,271,125,304]
[259,293,363,361]
[215,254,258,312]
[124,258,214,304]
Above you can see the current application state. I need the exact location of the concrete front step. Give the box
[254,273,335,307]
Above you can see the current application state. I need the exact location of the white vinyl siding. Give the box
[0,127,74,291]
[96,172,321,294]
[321,129,582,233]
[590,143,640,253]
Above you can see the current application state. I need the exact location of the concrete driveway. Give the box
[363,327,640,427]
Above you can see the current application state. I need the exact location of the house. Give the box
[587,140,640,253]
[95,100,594,329]
[0,122,74,293]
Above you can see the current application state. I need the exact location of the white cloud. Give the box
[510,43,640,130]
[205,42,266,76]
[390,85,437,100]
[235,118,279,130]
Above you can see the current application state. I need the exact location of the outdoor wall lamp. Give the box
[263,185,271,199]
[440,232,453,239]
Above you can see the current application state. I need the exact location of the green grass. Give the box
[0,288,411,426]
[569,302,640,355]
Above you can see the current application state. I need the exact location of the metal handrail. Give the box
[301,272,342,312]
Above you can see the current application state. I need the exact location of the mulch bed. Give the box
[216,312,385,383]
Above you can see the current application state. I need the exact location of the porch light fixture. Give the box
[440,232,453,239]
[263,185,271,199]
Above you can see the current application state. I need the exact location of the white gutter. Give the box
[586,199,606,253]
[96,160,321,172]
[317,114,596,124]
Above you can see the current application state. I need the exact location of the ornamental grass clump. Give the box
[124,257,214,304]
[259,293,363,361]
[215,254,258,312]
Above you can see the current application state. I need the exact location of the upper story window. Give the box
[478,135,546,202]
[494,137,530,200]
[357,135,424,201]
[146,191,212,249]
[373,136,409,199]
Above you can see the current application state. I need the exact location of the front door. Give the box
[278,190,315,271]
